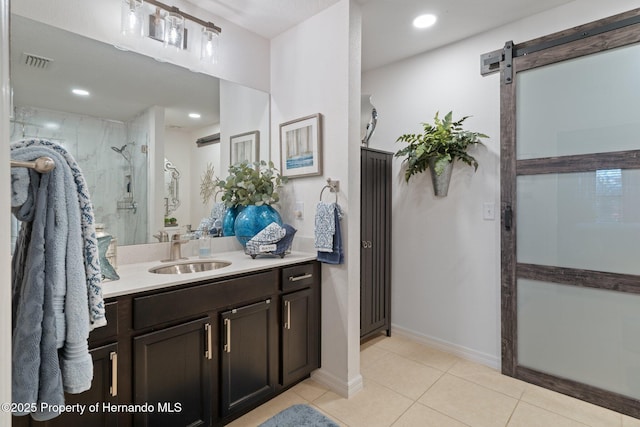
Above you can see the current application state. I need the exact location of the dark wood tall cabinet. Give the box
[360,148,392,340]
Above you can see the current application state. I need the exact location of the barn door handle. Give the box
[504,205,513,231]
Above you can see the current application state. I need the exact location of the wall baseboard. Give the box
[392,324,500,370]
[311,368,364,398]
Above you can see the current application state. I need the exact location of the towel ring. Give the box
[320,185,338,203]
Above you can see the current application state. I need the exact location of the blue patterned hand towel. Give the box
[317,204,344,264]
[315,202,336,252]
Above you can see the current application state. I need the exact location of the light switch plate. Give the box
[483,202,495,220]
[294,201,304,220]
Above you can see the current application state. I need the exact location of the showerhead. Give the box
[111,144,127,153]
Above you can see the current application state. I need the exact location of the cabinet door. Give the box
[220,299,276,418]
[15,343,119,427]
[361,148,392,339]
[134,317,213,427]
[281,288,318,387]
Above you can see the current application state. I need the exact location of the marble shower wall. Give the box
[11,106,149,245]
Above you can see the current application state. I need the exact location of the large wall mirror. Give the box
[9,15,270,246]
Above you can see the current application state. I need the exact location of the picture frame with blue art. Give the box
[280,113,322,178]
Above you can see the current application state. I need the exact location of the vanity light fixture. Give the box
[121,0,144,37]
[120,0,222,59]
[164,7,185,50]
[413,13,437,29]
[72,88,90,96]
[201,24,219,63]
[188,112,201,119]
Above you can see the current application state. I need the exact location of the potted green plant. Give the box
[216,161,288,244]
[216,160,287,207]
[395,111,488,196]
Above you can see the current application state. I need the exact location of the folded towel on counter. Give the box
[317,205,344,265]
[245,222,287,254]
[245,223,297,258]
[12,138,105,330]
[315,202,337,252]
[11,141,98,420]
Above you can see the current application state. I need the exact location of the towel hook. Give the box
[10,157,56,173]
[320,178,339,203]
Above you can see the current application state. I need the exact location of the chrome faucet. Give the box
[165,233,189,262]
[153,230,169,242]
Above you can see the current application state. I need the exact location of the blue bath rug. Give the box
[258,404,339,427]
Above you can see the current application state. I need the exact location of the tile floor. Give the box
[228,334,640,427]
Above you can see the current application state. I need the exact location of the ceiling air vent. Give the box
[23,53,53,69]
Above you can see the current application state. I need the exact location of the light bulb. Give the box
[121,0,143,37]
[200,26,219,64]
[164,11,185,50]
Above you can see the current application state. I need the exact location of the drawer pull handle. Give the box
[110,351,118,397]
[289,273,313,282]
[224,318,231,353]
[205,323,213,360]
[284,300,291,330]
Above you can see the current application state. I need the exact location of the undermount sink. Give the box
[149,260,232,274]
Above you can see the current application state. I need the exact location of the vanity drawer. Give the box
[133,270,278,330]
[89,301,118,345]
[281,262,318,292]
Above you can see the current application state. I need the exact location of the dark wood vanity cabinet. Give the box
[220,300,277,419]
[281,263,321,388]
[13,304,120,427]
[133,317,213,427]
[12,261,320,427]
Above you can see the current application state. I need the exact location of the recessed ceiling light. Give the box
[44,122,60,130]
[413,14,437,29]
[189,112,201,119]
[72,88,90,96]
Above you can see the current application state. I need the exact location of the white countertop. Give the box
[102,250,317,299]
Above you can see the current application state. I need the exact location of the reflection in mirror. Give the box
[10,15,270,246]
[164,158,181,217]
[9,14,220,245]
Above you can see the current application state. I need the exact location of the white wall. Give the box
[362,0,640,368]
[1,0,11,422]
[188,123,221,228]
[271,0,363,396]
[219,80,271,175]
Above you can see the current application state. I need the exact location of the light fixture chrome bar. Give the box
[145,0,222,33]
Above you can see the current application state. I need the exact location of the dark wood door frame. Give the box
[499,8,640,419]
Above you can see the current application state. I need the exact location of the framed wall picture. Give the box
[280,113,322,178]
[230,130,259,165]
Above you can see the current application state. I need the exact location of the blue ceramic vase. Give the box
[222,206,242,236]
[234,205,283,246]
